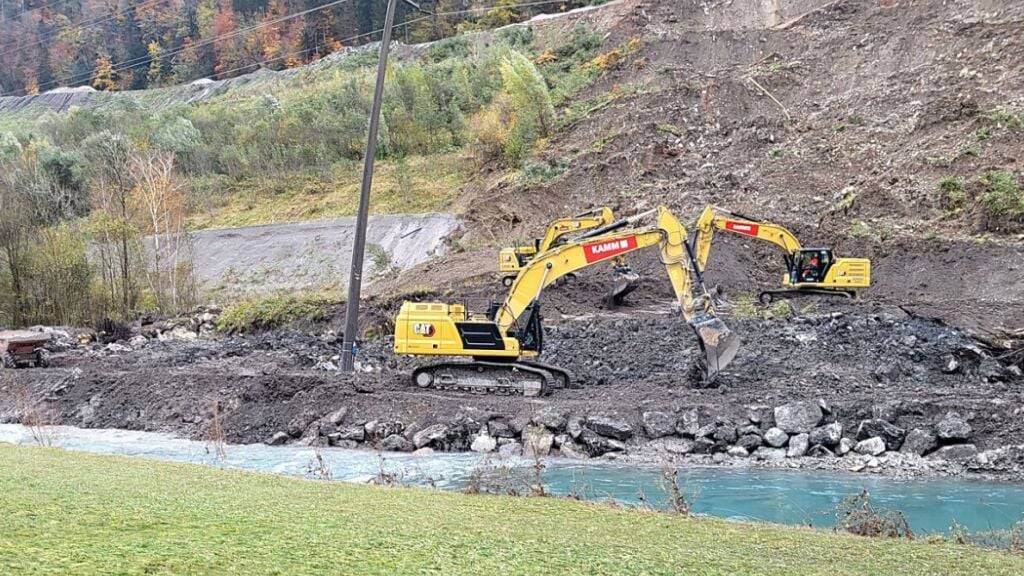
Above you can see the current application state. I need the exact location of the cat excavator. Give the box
[395,206,740,396]
[693,206,871,302]
[498,207,640,305]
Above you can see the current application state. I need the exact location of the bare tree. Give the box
[130,150,196,314]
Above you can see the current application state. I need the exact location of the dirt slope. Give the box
[397,0,1024,333]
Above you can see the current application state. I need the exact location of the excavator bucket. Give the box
[690,313,741,381]
[606,270,641,307]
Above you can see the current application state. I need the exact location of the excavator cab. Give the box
[791,249,834,285]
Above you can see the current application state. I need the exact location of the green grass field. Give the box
[2,444,1022,575]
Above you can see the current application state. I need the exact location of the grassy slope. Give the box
[1,445,1022,575]
[187,152,467,230]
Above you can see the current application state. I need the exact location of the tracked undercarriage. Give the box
[411,360,574,397]
[758,288,857,304]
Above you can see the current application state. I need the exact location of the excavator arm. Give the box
[694,206,802,272]
[537,207,615,253]
[693,205,870,301]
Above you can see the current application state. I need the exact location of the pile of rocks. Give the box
[265,405,641,460]
[263,399,986,469]
[645,401,982,466]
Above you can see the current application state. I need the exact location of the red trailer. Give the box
[0,331,50,369]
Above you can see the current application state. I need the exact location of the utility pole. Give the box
[341,0,425,372]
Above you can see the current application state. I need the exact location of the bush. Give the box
[836,490,914,539]
[216,292,339,334]
[937,176,967,210]
[980,171,1024,220]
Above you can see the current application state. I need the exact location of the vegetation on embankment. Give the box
[2,445,1022,576]
[0,14,620,327]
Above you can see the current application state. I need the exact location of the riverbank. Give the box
[2,302,1022,483]
[2,444,1022,575]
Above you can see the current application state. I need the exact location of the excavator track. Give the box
[411,361,570,397]
[758,288,856,304]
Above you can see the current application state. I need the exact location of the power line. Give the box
[191,0,570,87]
[33,0,355,93]
[0,0,167,59]
[25,0,570,95]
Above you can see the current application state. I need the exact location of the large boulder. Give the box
[900,428,938,456]
[936,412,972,441]
[689,437,715,454]
[856,419,905,450]
[365,420,404,440]
[578,429,626,457]
[737,434,763,452]
[773,402,822,434]
[807,445,835,458]
[930,444,979,463]
[837,437,855,456]
[855,437,886,456]
[380,434,413,452]
[587,415,634,441]
[325,407,348,426]
[470,434,497,453]
[532,407,568,432]
[498,441,523,458]
[713,425,738,444]
[746,405,773,427]
[336,425,365,442]
[487,419,516,438]
[727,446,749,458]
[558,441,588,459]
[266,431,290,446]
[757,448,787,461]
[675,408,701,437]
[522,425,554,457]
[413,424,449,449]
[566,415,585,439]
[642,411,676,438]
[763,427,789,448]
[787,433,810,458]
[809,422,843,447]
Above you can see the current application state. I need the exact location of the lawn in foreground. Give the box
[1,444,1021,575]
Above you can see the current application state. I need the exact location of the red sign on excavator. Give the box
[724,221,760,237]
[583,236,638,263]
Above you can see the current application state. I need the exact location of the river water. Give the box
[2,424,1022,535]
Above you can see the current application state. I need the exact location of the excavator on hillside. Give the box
[499,207,640,305]
[395,207,740,396]
[693,206,871,303]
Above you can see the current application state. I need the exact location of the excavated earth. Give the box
[3,0,1024,482]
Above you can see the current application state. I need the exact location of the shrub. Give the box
[427,35,471,63]
[216,292,339,334]
[980,171,1024,220]
[836,490,914,539]
[937,176,967,210]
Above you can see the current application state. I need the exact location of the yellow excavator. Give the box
[693,206,871,302]
[499,207,640,305]
[395,207,740,396]
[498,207,614,286]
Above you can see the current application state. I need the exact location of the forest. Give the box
[0,0,595,96]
